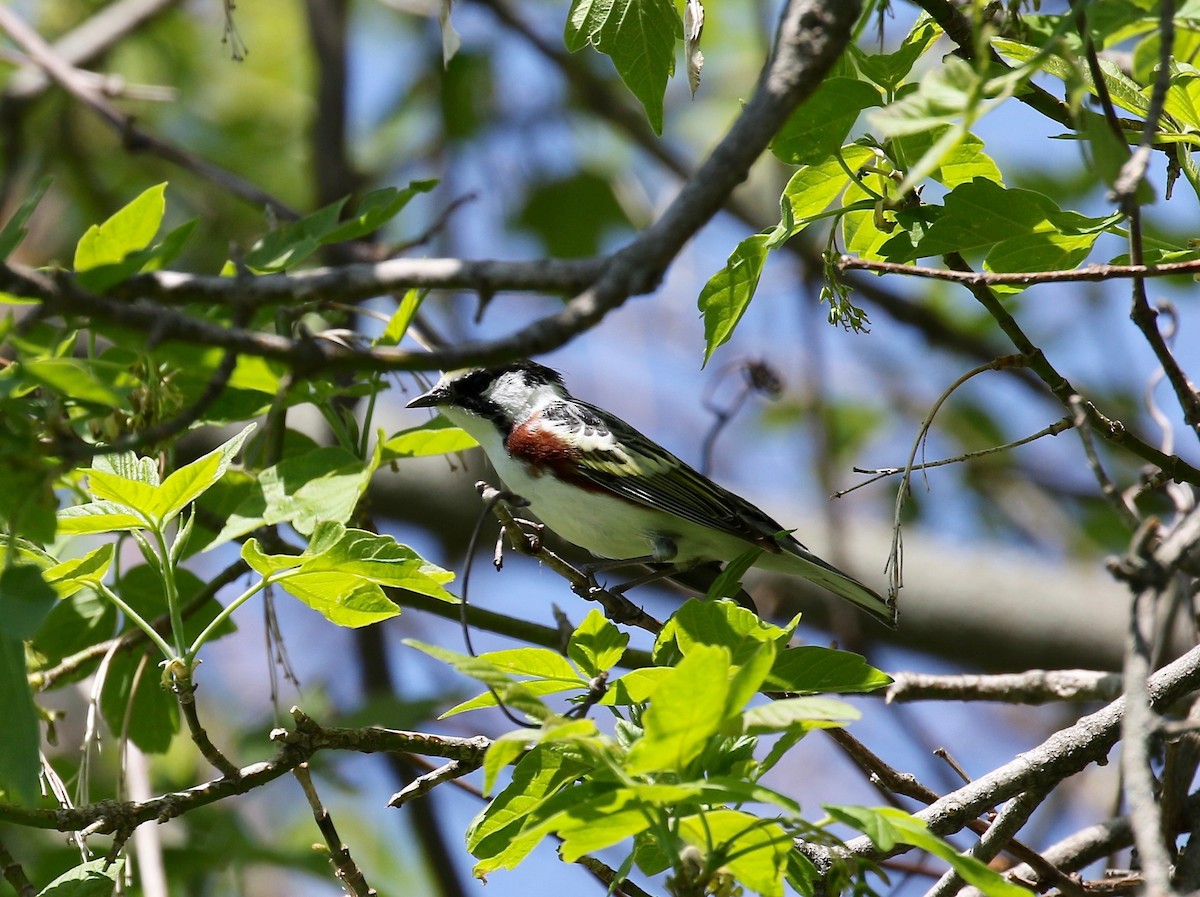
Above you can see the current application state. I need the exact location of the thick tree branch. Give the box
[885,669,1124,704]
[800,639,1200,867]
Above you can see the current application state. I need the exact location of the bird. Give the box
[406,360,897,627]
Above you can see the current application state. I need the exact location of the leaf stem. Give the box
[186,576,269,660]
[95,580,177,662]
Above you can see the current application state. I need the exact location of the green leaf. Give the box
[243,197,347,272]
[741,696,859,735]
[780,145,877,225]
[139,218,199,272]
[868,56,987,137]
[827,806,1034,897]
[564,0,681,134]
[626,644,732,774]
[468,745,595,870]
[324,181,439,243]
[246,525,454,627]
[381,417,478,460]
[853,17,940,91]
[883,178,1103,262]
[92,451,160,485]
[704,548,761,601]
[764,645,892,695]
[0,564,58,639]
[0,636,39,804]
[36,857,125,897]
[0,176,51,260]
[482,730,534,795]
[655,598,787,669]
[443,677,581,717]
[601,666,671,705]
[377,289,424,347]
[298,522,455,597]
[23,358,125,408]
[723,639,777,719]
[77,424,254,530]
[151,422,255,524]
[772,78,881,166]
[478,647,583,683]
[554,788,655,861]
[292,576,405,628]
[841,177,894,262]
[568,609,629,677]
[679,809,791,897]
[481,717,598,795]
[698,233,771,365]
[688,776,802,816]
[993,37,1149,116]
[894,128,1003,187]
[57,501,149,535]
[82,470,160,518]
[74,183,167,271]
[985,231,1098,279]
[214,443,378,547]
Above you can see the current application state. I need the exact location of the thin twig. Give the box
[995,790,1200,894]
[822,729,1081,893]
[0,707,493,833]
[3,0,864,389]
[800,641,1200,873]
[294,763,378,897]
[2,0,182,102]
[30,558,249,692]
[838,255,1200,286]
[886,355,1031,595]
[173,674,241,778]
[924,786,1052,897]
[1115,531,1177,897]
[1069,395,1141,530]
[387,759,479,808]
[938,251,1200,486]
[838,415,1074,497]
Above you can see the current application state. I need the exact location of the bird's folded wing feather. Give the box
[547,400,792,552]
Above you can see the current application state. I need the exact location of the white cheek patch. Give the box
[487,374,562,419]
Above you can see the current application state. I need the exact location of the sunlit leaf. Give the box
[565,0,681,134]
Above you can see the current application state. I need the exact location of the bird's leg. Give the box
[579,536,683,595]
[578,555,658,596]
[606,565,687,595]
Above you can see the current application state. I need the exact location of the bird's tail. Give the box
[760,544,897,628]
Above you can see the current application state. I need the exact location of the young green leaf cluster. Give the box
[698,7,1200,361]
[412,601,883,894]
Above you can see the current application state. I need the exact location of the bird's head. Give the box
[406,361,567,433]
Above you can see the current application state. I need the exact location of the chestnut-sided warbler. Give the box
[407,361,896,627]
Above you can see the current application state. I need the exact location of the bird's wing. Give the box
[526,400,898,628]
[537,400,792,552]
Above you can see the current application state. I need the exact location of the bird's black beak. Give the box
[406,385,443,409]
